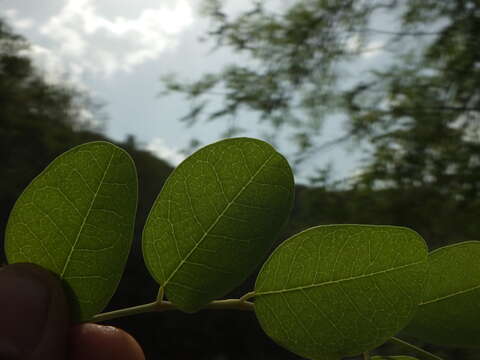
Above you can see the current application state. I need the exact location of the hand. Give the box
[0,263,145,360]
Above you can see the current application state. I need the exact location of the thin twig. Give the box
[91,298,254,323]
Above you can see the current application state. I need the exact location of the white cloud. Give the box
[22,44,80,84]
[146,137,185,166]
[4,8,35,29]
[23,0,194,83]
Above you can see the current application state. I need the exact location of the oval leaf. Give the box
[403,241,480,348]
[5,142,138,321]
[143,137,294,312]
[254,225,428,360]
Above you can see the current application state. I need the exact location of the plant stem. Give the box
[91,301,163,322]
[90,298,254,323]
[389,337,444,360]
[363,351,370,360]
[204,298,254,311]
[239,291,256,302]
[156,287,164,302]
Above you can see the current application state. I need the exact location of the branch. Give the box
[91,298,255,323]
[353,27,442,36]
[354,105,480,114]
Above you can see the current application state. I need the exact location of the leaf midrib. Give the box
[420,283,480,306]
[60,149,115,277]
[256,259,425,297]
[162,153,275,288]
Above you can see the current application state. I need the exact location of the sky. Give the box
[0,0,395,184]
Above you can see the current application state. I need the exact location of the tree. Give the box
[162,0,480,186]
[345,0,480,196]
[162,0,397,157]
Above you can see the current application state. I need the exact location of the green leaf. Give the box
[403,241,480,348]
[5,142,138,321]
[254,225,428,360]
[143,137,294,312]
[371,356,419,360]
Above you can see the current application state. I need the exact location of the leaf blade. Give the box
[254,225,428,360]
[143,137,294,312]
[403,241,480,348]
[5,142,138,321]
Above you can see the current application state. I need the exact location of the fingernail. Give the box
[0,264,51,359]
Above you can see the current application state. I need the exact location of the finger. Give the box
[69,323,145,360]
[0,263,69,360]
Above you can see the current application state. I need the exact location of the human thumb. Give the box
[0,263,69,360]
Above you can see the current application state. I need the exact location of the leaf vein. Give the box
[59,149,115,278]
[163,153,275,287]
[256,260,425,296]
[420,283,480,306]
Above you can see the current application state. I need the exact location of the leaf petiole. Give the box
[389,337,444,360]
[239,291,256,302]
[156,287,164,302]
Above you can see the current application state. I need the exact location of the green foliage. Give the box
[5,137,478,359]
[161,0,382,148]
[2,9,478,358]
[331,0,480,196]
[254,225,427,360]
[162,0,480,193]
[404,241,480,348]
[143,138,294,312]
[5,142,138,321]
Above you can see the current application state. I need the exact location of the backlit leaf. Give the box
[403,241,480,348]
[5,142,138,321]
[143,137,294,312]
[254,225,428,360]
